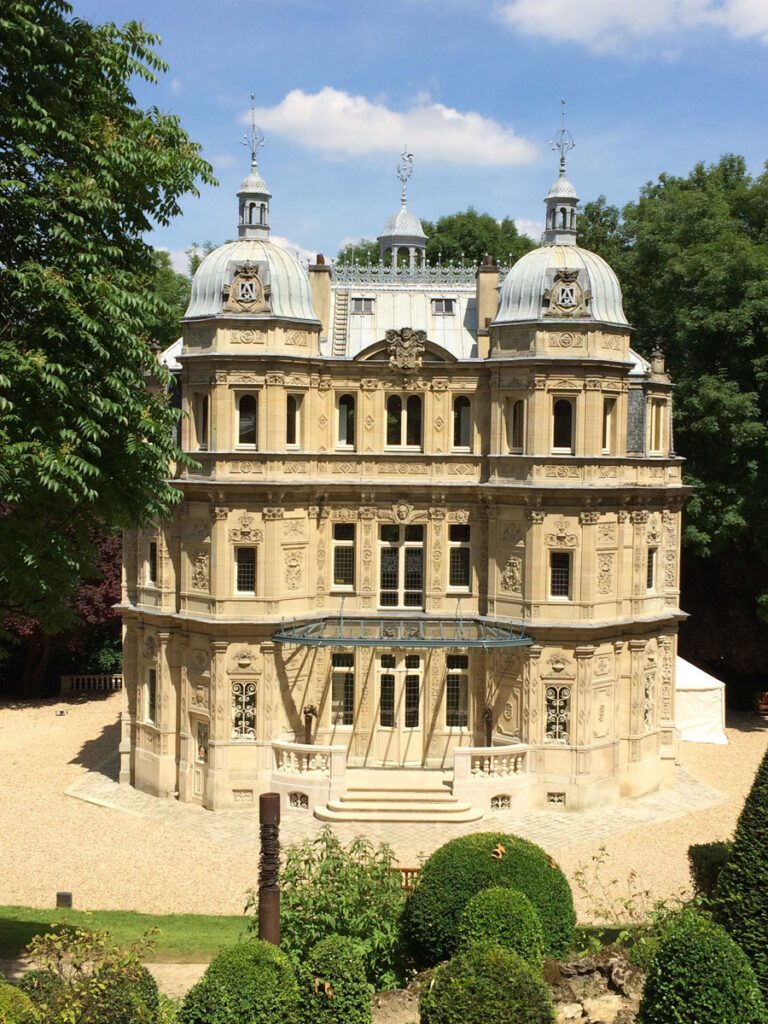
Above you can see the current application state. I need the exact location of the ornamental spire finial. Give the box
[242,92,265,169]
[396,147,414,206]
[551,98,575,177]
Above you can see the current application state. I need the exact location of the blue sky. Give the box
[72,0,768,273]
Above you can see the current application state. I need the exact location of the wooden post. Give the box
[258,792,280,945]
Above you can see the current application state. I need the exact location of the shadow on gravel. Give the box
[725,710,768,734]
[0,692,116,712]
[68,719,120,779]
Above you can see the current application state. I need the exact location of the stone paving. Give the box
[66,755,724,867]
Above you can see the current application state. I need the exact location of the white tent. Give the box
[675,656,728,745]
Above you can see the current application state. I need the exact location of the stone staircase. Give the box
[331,288,349,356]
[314,770,484,823]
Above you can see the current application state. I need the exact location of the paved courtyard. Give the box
[1,691,766,918]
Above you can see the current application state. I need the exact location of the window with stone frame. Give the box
[452,396,472,450]
[646,547,657,592]
[446,655,469,727]
[337,394,356,448]
[332,523,355,589]
[386,394,422,448]
[286,394,303,448]
[235,547,257,594]
[509,398,525,452]
[232,681,256,739]
[148,541,158,585]
[331,653,354,726]
[146,668,157,724]
[549,551,572,599]
[196,720,209,763]
[602,397,617,454]
[237,393,258,447]
[552,397,574,452]
[545,684,571,743]
[379,524,424,608]
[447,524,471,589]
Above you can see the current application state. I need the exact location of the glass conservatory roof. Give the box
[272,616,532,649]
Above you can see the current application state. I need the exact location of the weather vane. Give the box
[551,98,575,175]
[242,93,265,167]
[396,146,414,205]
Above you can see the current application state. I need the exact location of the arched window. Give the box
[337,394,355,448]
[286,394,301,447]
[406,395,422,446]
[386,395,402,446]
[238,394,257,446]
[248,202,255,225]
[196,394,209,450]
[510,399,525,451]
[452,396,471,449]
[259,203,266,225]
[560,207,567,229]
[552,398,574,452]
[569,209,576,228]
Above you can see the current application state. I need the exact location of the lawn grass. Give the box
[0,906,248,962]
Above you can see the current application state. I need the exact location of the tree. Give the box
[336,238,380,265]
[714,744,768,999]
[423,209,534,265]
[0,2,215,637]
[578,157,768,682]
[146,249,191,348]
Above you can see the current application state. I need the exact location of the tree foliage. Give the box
[336,238,380,265]
[423,209,534,265]
[146,249,191,348]
[578,157,768,678]
[0,1,214,636]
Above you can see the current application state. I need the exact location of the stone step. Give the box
[314,803,484,823]
[342,788,456,802]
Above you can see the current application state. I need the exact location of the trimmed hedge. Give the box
[457,888,544,967]
[17,970,65,1007]
[178,939,299,1024]
[688,841,732,899]
[18,963,158,1023]
[0,984,37,1024]
[638,910,767,1024]
[419,943,554,1024]
[300,935,371,1024]
[714,743,768,998]
[403,833,575,967]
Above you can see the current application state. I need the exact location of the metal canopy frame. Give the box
[272,616,532,650]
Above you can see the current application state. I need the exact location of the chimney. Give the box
[308,254,332,342]
[475,255,500,359]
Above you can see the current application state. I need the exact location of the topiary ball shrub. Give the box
[178,939,299,1024]
[714,743,768,998]
[419,943,554,1024]
[300,935,372,1024]
[17,969,65,1008]
[90,961,160,1023]
[403,833,575,967]
[457,887,544,967]
[638,909,768,1024]
[0,983,37,1024]
[688,841,732,900]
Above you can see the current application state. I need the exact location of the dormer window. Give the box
[431,298,455,315]
[350,297,374,315]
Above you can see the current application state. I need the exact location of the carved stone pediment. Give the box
[386,327,426,376]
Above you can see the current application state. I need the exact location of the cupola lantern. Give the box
[543,99,579,246]
[237,95,272,240]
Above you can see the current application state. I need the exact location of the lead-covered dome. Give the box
[494,244,628,327]
[381,205,427,240]
[184,238,318,322]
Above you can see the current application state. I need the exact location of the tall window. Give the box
[235,547,256,594]
[146,668,157,724]
[552,398,574,452]
[286,394,302,447]
[448,524,471,589]
[510,399,525,452]
[232,681,256,739]
[602,397,616,454]
[238,394,257,446]
[386,394,422,447]
[332,523,355,589]
[148,542,158,585]
[379,524,424,608]
[378,654,421,728]
[195,394,209,450]
[549,551,572,599]
[452,396,471,449]
[646,548,657,591]
[331,653,354,726]
[337,394,355,448]
[446,655,469,727]
[649,399,665,453]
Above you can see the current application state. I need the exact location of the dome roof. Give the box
[238,169,271,196]
[379,204,427,240]
[495,244,628,327]
[184,238,318,322]
[545,175,579,201]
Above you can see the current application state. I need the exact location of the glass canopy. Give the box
[272,616,532,649]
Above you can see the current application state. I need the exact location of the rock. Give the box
[556,1003,585,1021]
[582,993,626,1023]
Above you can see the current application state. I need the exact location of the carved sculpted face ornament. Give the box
[386,327,426,377]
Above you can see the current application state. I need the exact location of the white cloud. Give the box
[495,0,768,52]
[160,247,191,275]
[514,218,544,242]
[271,234,317,265]
[247,88,537,167]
